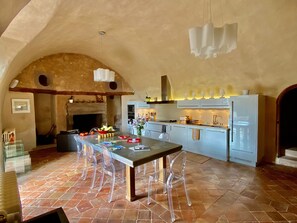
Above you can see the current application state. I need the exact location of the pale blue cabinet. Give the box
[169,125,188,146]
[202,129,229,161]
[145,121,229,161]
[185,126,204,154]
[144,122,169,141]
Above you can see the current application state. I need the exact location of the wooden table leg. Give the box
[158,156,167,182]
[126,165,136,201]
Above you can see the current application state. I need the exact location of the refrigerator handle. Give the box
[231,101,234,142]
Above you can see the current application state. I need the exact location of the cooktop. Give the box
[157,120,177,123]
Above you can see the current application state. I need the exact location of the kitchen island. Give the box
[145,121,229,161]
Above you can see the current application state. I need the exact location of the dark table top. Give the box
[82,133,182,168]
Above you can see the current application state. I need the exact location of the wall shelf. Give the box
[177,98,229,109]
[9,87,134,96]
[147,100,176,104]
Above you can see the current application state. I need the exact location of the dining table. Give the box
[81,133,182,202]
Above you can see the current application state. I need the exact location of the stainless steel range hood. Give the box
[161,75,171,101]
[148,75,175,104]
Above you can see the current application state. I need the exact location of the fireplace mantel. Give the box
[67,102,107,115]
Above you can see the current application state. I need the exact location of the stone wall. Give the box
[14,53,133,94]
[8,53,131,147]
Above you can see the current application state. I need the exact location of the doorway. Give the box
[34,93,56,146]
[276,84,297,157]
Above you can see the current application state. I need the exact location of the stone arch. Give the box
[276,84,297,157]
[12,52,133,95]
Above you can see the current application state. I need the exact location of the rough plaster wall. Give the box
[15,53,133,94]
[2,91,36,151]
[55,95,68,134]
[4,0,297,102]
[2,1,297,100]
[106,96,122,129]
[0,0,30,35]
[34,93,54,135]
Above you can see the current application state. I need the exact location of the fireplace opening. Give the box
[72,114,103,133]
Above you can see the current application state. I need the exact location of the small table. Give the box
[82,133,182,201]
[3,140,31,173]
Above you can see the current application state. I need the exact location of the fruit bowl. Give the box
[99,125,115,134]
[98,130,108,134]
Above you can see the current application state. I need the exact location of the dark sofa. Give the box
[56,130,79,152]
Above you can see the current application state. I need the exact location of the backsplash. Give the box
[182,109,230,126]
[136,104,230,127]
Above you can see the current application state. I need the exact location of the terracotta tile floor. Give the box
[17,147,297,223]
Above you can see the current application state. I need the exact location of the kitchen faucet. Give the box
[213,115,219,125]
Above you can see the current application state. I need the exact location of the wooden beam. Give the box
[9,87,134,96]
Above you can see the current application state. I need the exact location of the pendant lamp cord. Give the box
[203,0,212,24]
[209,0,212,23]
[98,31,105,62]
[204,0,226,25]
[220,0,224,26]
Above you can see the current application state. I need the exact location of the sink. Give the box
[157,120,177,123]
[154,120,228,129]
[208,125,228,129]
[189,123,228,129]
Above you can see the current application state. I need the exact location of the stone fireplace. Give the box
[66,102,107,132]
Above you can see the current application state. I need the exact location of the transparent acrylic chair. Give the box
[89,127,99,134]
[73,135,84,163]
[159,132,170,141]
[147,151,192,222]
[74,135,101,188]
[87,141,102,189]
[96,145,125,203]
[159,124,170,141]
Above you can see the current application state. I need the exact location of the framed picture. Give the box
[11,99,30,113]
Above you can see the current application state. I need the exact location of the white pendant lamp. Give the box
[93,68,115,82]
[188,0,238,59]
[9,79,19,88]
[93,31,115,82]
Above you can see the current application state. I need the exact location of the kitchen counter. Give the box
[145,120,230,161]
[148,120,229,130]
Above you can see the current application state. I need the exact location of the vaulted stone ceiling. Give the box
[1,0,297,100]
